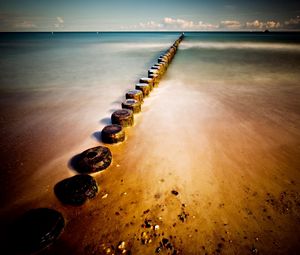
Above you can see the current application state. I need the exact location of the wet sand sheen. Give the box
[37,73,299,254]
[1,35,300,254]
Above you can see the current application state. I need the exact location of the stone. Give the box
[101,124,125,143]
[54,174,98,205]
[13,208,64,253]
[171,190,179,196]
[111,109,134,127]
[122,99,141,113]
[77,146,112,173]
[126,89,143,103]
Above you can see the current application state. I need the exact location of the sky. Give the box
[0,0,300,31]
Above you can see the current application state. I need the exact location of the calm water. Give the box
[0,32,300,91]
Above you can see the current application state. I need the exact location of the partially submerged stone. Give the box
[101,124,125,143]
[13,208,64,253]
[122,99,141,113]
[111,109,134,127]
[54,174,98,205]
[136,83,150,97]
[126,89,143,103]
[78,146,112,173]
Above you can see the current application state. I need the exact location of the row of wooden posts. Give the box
[103,33,185,143]
[12,33,185,254]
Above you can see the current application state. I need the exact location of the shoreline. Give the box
[0,34,300,254]
[1,75,300,254]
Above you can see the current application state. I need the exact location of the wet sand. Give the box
[1,57,300,254]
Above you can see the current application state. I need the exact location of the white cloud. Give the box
[246,20,264,29]
[219,20,241,29]
[266,21,281,29]
[15,21,37,28]
[57,16,64,24]
[125,17,289,31]
[284,16,300,29]
[246,20,281,29]
[139,21,162,29]
[54,16,64,28]
[131,17,218,31]
[163,17,217,30]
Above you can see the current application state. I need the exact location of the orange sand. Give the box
[1,63,300,255]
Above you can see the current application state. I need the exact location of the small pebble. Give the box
[102,194,108,199]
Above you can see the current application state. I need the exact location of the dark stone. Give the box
[77,146,112,173]
[155,246,162,253]
[54,174,98,205]
[111,109,134,127]
[13,208,64,253]
[144,219,152,228]
[162,238,169,246]
[101,124,125,143]
[171,190,179,196]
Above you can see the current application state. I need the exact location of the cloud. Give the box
[139,21,162,29]
[246,20,280,29]
[163,17,218,30]
[219,20,241,29]
[266,21,281,29]
[131,17,218,31]
[54,16,64,28]
[126,16,300,31]
[284,16,300,29]
[15,20,37,28]
[57,16,64,24]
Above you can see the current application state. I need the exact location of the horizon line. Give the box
[1,30,300,33]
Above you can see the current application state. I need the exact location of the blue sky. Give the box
[0,0,300,31]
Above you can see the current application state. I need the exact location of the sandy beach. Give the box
[0,33,300,254]
[1,68,300,255]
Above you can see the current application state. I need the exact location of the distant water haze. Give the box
[0,32,299,254]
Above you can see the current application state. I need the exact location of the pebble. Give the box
[102,194,108,199]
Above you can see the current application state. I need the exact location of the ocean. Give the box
[0,32,300,254]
